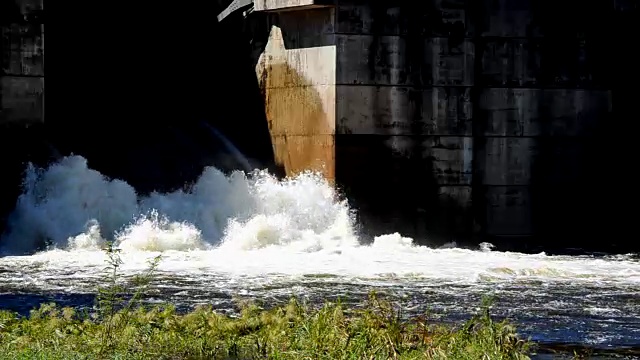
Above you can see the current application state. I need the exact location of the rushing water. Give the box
[0,156,638,354]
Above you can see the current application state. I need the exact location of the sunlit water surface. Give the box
[0,156,638,353]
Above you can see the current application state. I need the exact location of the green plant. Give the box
[96,241,161,354]
[0,246,535,359]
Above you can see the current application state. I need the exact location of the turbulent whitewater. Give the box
[0,156,639,348]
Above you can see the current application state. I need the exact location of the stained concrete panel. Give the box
[264,84,335,135]
[336,85,472,136]
[275,7,336,48]
[335,134,475,242]
[438,185,472,212]
[271,134,334,179]
[476,0,535,37]
[530,139,590,185]
[479,38,610,88]
[1,1,44,124]
[346,134,472,185]
[255,0,333,12]
[421,136,473,185]
[2,43,44,77]
[336,35,474,86]
[478,89,542,136]
[483,186,532,236]
[11,0,42,12]
[479,39,541,87]
[254,9,336,180]
[478,138,536,186]
[0,76,44,124]
[473,0,605,38]
[257,45,336,88]
[478,88,611,136]
[477,137,596,186]
[540,90,611,136]
[434,185,474,240]
[335,1,470,36]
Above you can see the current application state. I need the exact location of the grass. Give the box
[0,244,533,359]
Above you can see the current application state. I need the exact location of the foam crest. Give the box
[371,233,415,250]
[2,157,138,253]
[0,156,359,254]
[1,155,638,288]
[116,212,206,252]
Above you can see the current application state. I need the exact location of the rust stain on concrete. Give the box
[256,25,336,180]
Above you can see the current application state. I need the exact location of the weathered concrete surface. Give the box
[336,87,472,136]
[254,8,336,180]
[0,76,44,124]
[336,36,474,86]
[0,0,45,231]
[255,0,333,12]
[332,1,476,242]
[253,0,638,252]
[0,0,44,124]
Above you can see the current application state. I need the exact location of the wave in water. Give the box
[0,155,638,285]
[1,155,356,254]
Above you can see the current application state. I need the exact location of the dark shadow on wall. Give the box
[0,123,55,235]
[336,134,476,247]
[0,1,47,233]
[42,2,280,195]
[0,0,26,28]
[467,0,639,254]
[335,1,475,247]
[0,1,281,236]
[527,2,639,254]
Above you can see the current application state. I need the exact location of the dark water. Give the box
[1,268,638,358]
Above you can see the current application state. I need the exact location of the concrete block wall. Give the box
[251,0,635,249]
[255,0,333,12]
[0,0,44,124]
[332,1,475,239]
[473,0,613,246]
[0,0,45,232]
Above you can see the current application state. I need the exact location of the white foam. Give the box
[0,155,638,287]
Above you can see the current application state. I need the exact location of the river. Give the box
[0,156,638,356]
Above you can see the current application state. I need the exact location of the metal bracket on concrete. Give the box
[217,0,255,22]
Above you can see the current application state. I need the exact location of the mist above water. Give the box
[0,156,640,282]
[0,155,355,254]
[0,156,638,348]
[0,155,638,283]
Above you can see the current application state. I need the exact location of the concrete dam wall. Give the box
[0,0,45,230]
[1,0,639,253]
[249,0,639,253]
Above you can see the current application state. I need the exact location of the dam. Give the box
[0,1,639,354]
[1,0,639,253]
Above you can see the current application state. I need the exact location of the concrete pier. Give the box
[254,7,337,179]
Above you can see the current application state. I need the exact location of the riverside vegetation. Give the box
[0,244,534,359]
